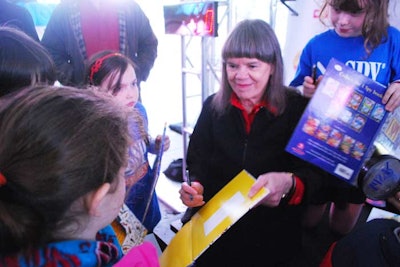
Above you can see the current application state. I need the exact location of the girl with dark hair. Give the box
[0,86,131,266]
[290,0,400,236]
[86,50,170,234]
[178,19,325,267]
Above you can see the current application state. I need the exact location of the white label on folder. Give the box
[334,163,354,180]
[203,192,245,236]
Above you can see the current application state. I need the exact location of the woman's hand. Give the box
[302,75,322,98]
[248,172,293,207]
[382,82,400,112]
[179,181,205,207]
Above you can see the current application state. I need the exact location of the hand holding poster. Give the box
[286,58,388,186]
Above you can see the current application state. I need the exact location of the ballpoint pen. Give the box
[185,169,191,186]
[185,169,193,201]
[312,64,317,84]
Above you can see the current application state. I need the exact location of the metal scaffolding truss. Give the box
[180,0,231,178]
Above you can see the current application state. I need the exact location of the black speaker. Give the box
[359,153,400,200]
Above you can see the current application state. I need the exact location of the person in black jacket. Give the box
[320,191,400,267]
[41,0,157,90]
[178,19,326,267]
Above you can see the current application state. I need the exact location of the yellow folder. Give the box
[159,169,269,267]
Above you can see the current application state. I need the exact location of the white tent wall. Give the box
[275,0,327,86]
[390,0,400,29]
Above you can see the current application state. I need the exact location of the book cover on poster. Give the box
[286,58,388,186]
[374,107,400,159]
[159,170,269,267]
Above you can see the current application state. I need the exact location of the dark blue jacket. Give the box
[41,0,157,86]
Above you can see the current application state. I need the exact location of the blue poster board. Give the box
[286,58,388,186]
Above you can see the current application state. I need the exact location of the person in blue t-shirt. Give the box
[290,0,400,236]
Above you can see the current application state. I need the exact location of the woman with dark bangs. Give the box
[178,19,325,267]
[290,0,400,237]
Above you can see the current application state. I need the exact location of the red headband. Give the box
[89,53,123,83]
[0,172,6,186]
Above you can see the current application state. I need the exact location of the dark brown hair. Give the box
[85,50,139,95]
[0,86,130,255]
[85,50,149,147]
